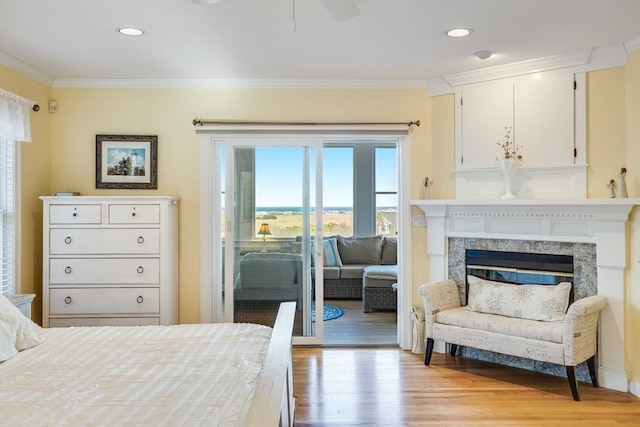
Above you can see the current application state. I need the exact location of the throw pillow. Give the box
[381,237,397,265]
[466,275,572,322]
[337,235,383,265]
[323,238,343,267]
[0,294,44,361]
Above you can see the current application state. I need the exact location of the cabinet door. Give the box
[515,70,575,167]
[460,79,514,169]
[459,70,575,170]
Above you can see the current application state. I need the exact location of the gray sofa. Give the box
[303,235,398,308]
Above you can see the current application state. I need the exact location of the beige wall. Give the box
[624,50,640,387]
[0,65,51,323]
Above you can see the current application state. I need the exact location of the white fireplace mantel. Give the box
[410,198,639,393]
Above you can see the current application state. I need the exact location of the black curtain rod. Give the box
[32,104,40,112]
[193,118,420,127]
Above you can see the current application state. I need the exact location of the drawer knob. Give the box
[64,296,72,304]
[132,212,137,217]
[64,236,72,244]
[64,266,72,274]
[137,236,144,244]
[72,212,78,217]
[137,296,144,304]
[137,266,144,274]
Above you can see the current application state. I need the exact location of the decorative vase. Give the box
[497,159,520,199]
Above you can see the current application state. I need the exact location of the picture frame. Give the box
[96,135,157,189]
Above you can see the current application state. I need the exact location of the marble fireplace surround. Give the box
[411,198,639,393]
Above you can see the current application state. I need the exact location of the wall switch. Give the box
[412,214,427,227]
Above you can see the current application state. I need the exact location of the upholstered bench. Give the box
[362,265,397,312]
[419,277,608,401]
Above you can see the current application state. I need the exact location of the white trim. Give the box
[442,49,591,88]
[52,78,427,90]
[624,35,640,53]
[199,127,410,347]
[630,379,640,398]
[427,42,634,96]
[398,132,412,350]
[0,51,54,86]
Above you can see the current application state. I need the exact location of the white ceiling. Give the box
[1,0,639,86]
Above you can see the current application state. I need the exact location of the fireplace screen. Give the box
[465,249,574,288]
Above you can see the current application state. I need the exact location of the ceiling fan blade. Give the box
[320,0,360,22]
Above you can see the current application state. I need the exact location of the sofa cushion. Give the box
[466,276,571,322]
[436,307,565,344]
[311,266,340,280]
[337,235,383,265]
[363,265,398,280]
[339,265,367,279]
[381,237,397,265]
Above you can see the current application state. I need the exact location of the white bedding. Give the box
[0,323,273,426]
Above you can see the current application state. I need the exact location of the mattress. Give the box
[0,323,273,426]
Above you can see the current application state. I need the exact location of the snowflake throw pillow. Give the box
[466,275,572,322]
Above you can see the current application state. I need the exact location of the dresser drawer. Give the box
[50,228,160,255]
[50,288,160,315]
[49,204,102,224]
[50,258,160,284]
[109,204,160,224]
[49,317,160,327]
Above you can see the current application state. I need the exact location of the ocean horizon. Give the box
[255,206,397,213]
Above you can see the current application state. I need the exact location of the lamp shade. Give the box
[258,223,271,236]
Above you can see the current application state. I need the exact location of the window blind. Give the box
[0,137,16,295]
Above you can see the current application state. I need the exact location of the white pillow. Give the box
[0,294,44,362]
[466,275,572,322]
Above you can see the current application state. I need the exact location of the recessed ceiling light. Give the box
[118,28,145,36]
[445,28,473,38]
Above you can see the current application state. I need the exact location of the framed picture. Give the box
[96,135,157,189]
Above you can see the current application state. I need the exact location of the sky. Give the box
[255,146,396,207]
[220,145,397,208]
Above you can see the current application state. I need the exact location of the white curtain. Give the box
[0,88,35,142]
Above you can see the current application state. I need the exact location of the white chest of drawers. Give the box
[41,196,179,327]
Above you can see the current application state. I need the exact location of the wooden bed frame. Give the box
[245,301,296,427]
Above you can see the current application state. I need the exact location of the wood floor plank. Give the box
[292,347,640,426]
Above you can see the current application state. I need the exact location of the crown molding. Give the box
[442,49,592,88]
[51,78,428,90]
[427,39,637,96]
[0,51,54,86]
[625,35,640,53]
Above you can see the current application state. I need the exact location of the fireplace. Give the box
[411,198,638,393]
[454,245,592,381]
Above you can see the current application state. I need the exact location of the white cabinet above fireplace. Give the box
[452,69,587,200]
[458,70,576,170]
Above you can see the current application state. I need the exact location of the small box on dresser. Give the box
[40,196,179,327]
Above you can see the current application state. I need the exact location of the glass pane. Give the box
[375,147,397,193]
[376,194,397,237]
[232,146,316,338]
[323,147,353,236]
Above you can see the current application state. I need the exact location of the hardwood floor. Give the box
[321,299,397,346]
[292,347,640,426]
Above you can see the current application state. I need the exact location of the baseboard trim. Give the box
[598,367,629,392]
[629,380,640,397]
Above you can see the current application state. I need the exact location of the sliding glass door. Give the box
[216,138,324,344]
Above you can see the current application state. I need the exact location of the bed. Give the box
[0,296,296,427]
